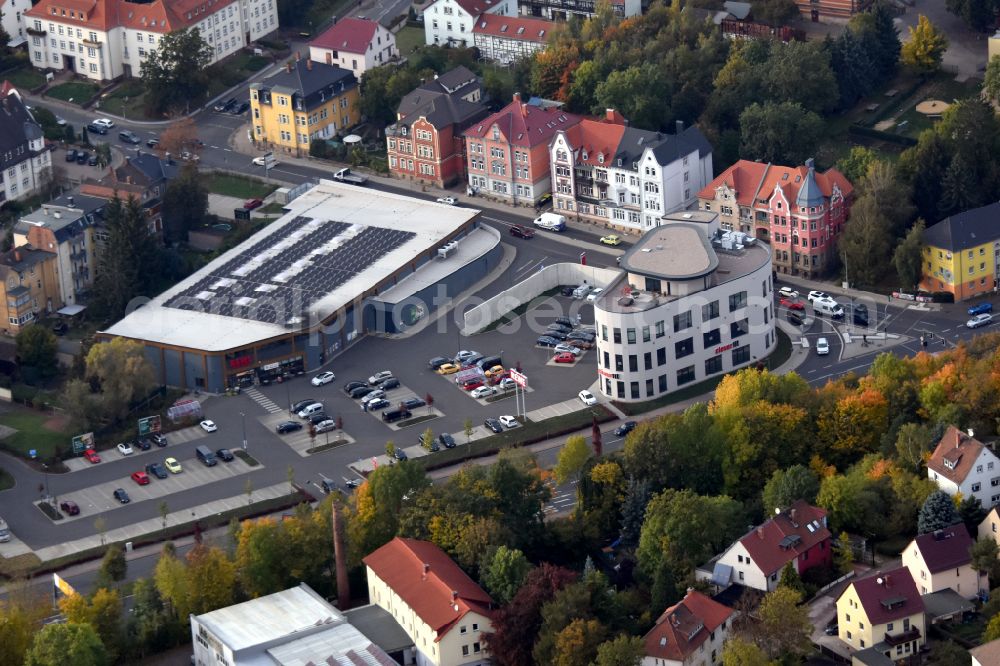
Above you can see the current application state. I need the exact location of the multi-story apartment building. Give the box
[24,0,278,81]
[926,426,1000,509]
[551,116,713,234]
[471,14,552,63]
[641,590,734,666]
[308,17,397,79]
[464,94,581,206]
[901,525,986,599]
[365,537,494,666]
[592,211,776,402]
[250,56,359,157]
[423,0,516,47]
[836,568,925,664]
[3,0,32,48]
[921,202,1000,301]
[698,158,853,278]
[794,0,870,22]
[0,244,60,335]
[80,151,178,236]
[386,66,490,188]
[0,85,52,205]
[13,193,105,307]
[519,0,640,21]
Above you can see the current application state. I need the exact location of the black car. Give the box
[87,153,98,166]
[150,432,167,447]
[536,335,559,347]
[560,286,575,297]
[277,420,303,434]
[852,303,869,326]
[546,331,568,341]
[232,101,250,115]
[51,320,68,335]
[216,448,234,462]
[394,448,408,461]
[75,151,89,164]
[462,354,485,368]
[547,323,572,334]
[118,130,140,144]
[614,421,637,437]
[342,381,366,395]
[145,462,168,479]
[113,488,131,504]
[428,356,449,369]
[567,330,595,340]
[292,398,318,412]
[382,408,412,423]
[214,97,237,112]
[554,317,573,327]
[510,224,535,239]
[439,433,456,448]
[372,374,397,387]
[402,397,426,410]
[380,377,401,390]
[350,385,376,399]
[484,418,503,433]
[146,138,159,148]
[65,148,77,162]
[136,437,152,451]
[86,122,108,135]
[787,311,804,326]
[366,398,390,411]
[308,412,330,425]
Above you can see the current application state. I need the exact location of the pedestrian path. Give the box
[244,386,282,414]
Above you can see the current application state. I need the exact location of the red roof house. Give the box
[308,18,397,78]
[642,590,734,665]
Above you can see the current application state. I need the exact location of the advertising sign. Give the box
[137,415,162,436]
[510,369,528,388]
[71,432,94,454]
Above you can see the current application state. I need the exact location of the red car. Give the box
[554,352,577,363]
[461,379,484,391]
[59,500,80,516]
[244,198,263,210]
[509,224,535,239]
[780,297,804,311]
[130,471,150,486]
[84,448,101,464]
[489,372,510,385]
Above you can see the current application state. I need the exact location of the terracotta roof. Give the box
[846,567,924,625]
[451,0,504,17]
[26,0,237,34]
[739,500,831,577]
[363,538,494,640]
[465,95,583,148]
[310,17,379,55]
[472,14,554,43]
[927,425,987,485]
[910,525,973,574]
[698,159,854,208]
[559,117,627,167]
[971,637,1000,665]
[643,590,733,662]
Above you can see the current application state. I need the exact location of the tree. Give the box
[753,587,811,659]
[24,623,108,666]
[162,163,208,245]
[593,634,644,666]
[153,545,190,619]
[959,495,988,534]
[619,476,651,549]
[464,418,474,445]
[140,28,213,114]
[157,118,200,157]
[15,324,58,379]
[0,588,51,666]
[554,435,591,484]
[985,55,1000,106]
[778,561,807,596]
[481,546,533,605]
[893,219,926,291]
[761,465,819,512]
[421,427,435,451]
[91,195,162,323]
[95,544,126,590]
[751,0,798,25]
[551,618,606,666]
[918,490,960,534]
[985,612,1000,642]
[835,531,855,574]
[971,537,1000,583]
[838,195,893,288]
[926,640,973,666]
[722,637,774,666]
[83,337,155,423]
[348,460,429,563]
[738,101,824,166]
[127,578,173,658]
[901,15,949,76]
[946,0,1000,32]
[836,146,878,184]
[185,543,237,614]
[94,143,111,169]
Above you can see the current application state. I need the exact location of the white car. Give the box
[117,442,133,456]
[311,371,336,386]
[454,350,480,363]
[499,415,519,428]
[252,156,277,167]
[200,420,218,433]
[361,390,387,404]
[554,343,582,356]
[314,419,337,433]
[368,370,392,385]
[778,286,798,299]
[578,390,598,406]
[496,377,517,391]
[92,118,114,129]
[471,385,495,399]
[816,337,830,355]
[436,196,458,205]
[967,313,993,329]
[807,290,831,303]
[586,288,604,303]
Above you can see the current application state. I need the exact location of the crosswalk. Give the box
[244,387,282,414]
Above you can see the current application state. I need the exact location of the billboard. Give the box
[510,369,528,388]
[71,432,94,454]
[137,415,162,436]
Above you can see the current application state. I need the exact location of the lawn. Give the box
[395,26,426,57]
[0,410,73,459]
[99,79,146,118]
[891,76,983,138]
[5,66,45,90]
[204,172,277,199]
[46,81,99,105]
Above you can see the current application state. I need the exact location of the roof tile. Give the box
[310,18,380,54]
[739,500,831,576]
[910,525,973,573]
[927,425,986,485]
[845,567,924,625]
[643,590,733,661]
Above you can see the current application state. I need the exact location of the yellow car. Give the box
[164,457,183,474]
[436,363,460,375]
[484,365,505,379]
[600,235,622,246]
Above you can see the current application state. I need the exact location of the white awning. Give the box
[57,305,87,316]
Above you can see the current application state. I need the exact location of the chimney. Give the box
[286,61,293,73]
[513,92,521,104]
[332,504,351,610]
[452,590,459,601]
[424,563,430,575]
[968,428,975,438]
[676,119,684,134]
[67,195,74,206]
[14,249,21,262]
[789,508,796,523]
[521,102,528,118]
[306,59,312,71]
[757,527,764,539]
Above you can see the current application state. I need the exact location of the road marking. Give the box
[515,260,535,272]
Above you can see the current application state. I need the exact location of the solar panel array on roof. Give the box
[165,216,414,325]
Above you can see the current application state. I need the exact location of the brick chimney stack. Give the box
[332,504,351,609]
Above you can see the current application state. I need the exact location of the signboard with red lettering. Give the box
[510,369,527,388]
[714,343,735,354]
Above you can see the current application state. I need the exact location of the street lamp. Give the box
[240,411,248,452]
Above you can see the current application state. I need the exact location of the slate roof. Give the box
[738,500,831,577]
[923,201,1000,252]
[15,193,106,243]
[927,425,989,485]
[0,244,55,275]
[642,590,733,662]
[796,158,825,207]
[0,88,43,172]
[395,67,487,129]
[910,525,973,574]
[251,59,357,113]
[363,537,493,641]
[465,96,582,148]
[450,0,505,17]
[847,567,924,625]
[310,17,380,55]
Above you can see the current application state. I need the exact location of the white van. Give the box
[814,298,844,319]
[572,284,592,299]
[533,212,566,232]
[297,402,324,418]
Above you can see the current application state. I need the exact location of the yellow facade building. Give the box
[835,567,925,663]
[250,57,360,157]
[0,244,61,336]
[921,202,1000,301]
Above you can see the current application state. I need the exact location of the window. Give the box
[601,325,608,341]
[615,355,623,372]
[730,319,748,339]
[732,345,750,366]
[673,311,692,332]
[658,375,667,392]
[628,355,638,372]
[675,338,694,358]
[655,321,665,338]
[642,326,650,342]
[728,291,747,311]
[703,328,721,347]
[462,646,470,656]
[613,328,621,344]
[702,300,720,321]
[657,348,666,366]
[677,365,695,385]
[973,482,982,492]
[644,352,652,370]
[627,328,636,344]
[705,356,723,375]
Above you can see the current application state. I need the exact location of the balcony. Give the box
[883,627,921,646]
[82,38,102,47]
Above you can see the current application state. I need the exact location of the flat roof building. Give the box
[593,211,776,402]
[100,180,501,392]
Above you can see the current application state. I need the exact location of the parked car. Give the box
[60,500,80,516]
[472,386,495,399]
[968,302,993,316]
[75,151,89,164]
[545,330,568,341]
[554,352,576,363]
[436,363,460,375]
[436,196,458,205]
[454,350,480,364]
[308,412,330,425]
[499,415,519,428]
[461,379,485,391]
[554,343,582,356]
[967,313,993,329]
[851,303,869,326]
[394,448,408,461]
[816,337,830,355]
[599,234,621,246]
[484,365,506,379]
[380,377,401,390]
[495,377,517,392]
[214,97,237,112]
[428,356,450,369]
[578,390,598,405]
[547,323,572,334]
[402,397,426,410]
[484,417,503,433]
[365,398,390,411]
[311,371,335,386]
[244,198,264,211]
[372,374,397,387]
[113,488,131,504]
[117,442,134,456]
[216,448,234,462]
[614,421,637,436]
[315,419,337,433]
[145,462,168,479]
[560,286,576,297]
[277,420,303,434]
[439,433,456,448]
[150,432,167,447]
[368,370,393,385]
[779,297,804,311]
[84,448,101,463]
[381,408,412,423]
[131,471,150,485]
[349,385,376,399]
[586,288,605,303]
[87,153,98,166]
[200,419,217,432]
[536,335,559,347]
[65,148,77,162]
[778,286,798,299]
[164,457,182,473]
[361,390,386,404]
[232,101,250,115]
[342,382,365,395]
[146,138,159,148]
[570,339,594,350]
[509,224,535,239]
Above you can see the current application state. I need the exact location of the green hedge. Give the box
[848,124,917,147]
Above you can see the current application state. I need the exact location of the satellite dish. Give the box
[876,577,884,585]
[775,507,781,514]
[453,604,460,612]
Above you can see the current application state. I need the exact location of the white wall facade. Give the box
[593,255,776,402]
[309,24,396,78]
[3,0,31,47]
[640,623,729,666]
[901,541,986,598]
[2,134,51,203]
[472,33,545,63]
[928,446,1000,508]
[424,0,515,48]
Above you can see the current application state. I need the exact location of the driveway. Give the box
[899,0,987,81]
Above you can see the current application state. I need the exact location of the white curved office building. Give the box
[593,211,776,402]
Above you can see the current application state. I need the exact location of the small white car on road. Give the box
[92,118,114,129]
[778,286,799,299]
[436,196,458,205]
[578,390,598,405]
[311,371,336,386]
[816,338,830,355]
[200,420,218,433]
[586,288,604,303]
[967,313,993,329]
[117,442,133,456]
